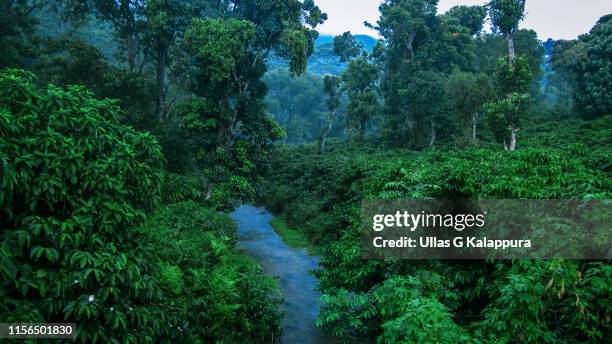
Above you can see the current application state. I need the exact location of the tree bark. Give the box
[359,117,366,143]
[127,33,137,72]
[429,119,436,148]
[156,46,167,121]
[406,32,416,60]
[472,113,478,141]
[318,112,335,154]
[509,125,518,151]
[206,118,229,200]
[506,33,515,63]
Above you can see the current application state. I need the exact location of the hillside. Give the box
[268,34,377,75]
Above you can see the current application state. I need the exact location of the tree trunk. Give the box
[359,117,366,143]
[156,47,167,121]
[318,113,335,154]
[205,184,213,200]
[317,136,325,154]
[285,112,295,144]
[506,33,515,63]
[407,32,416,60]
[206,119,228,200]
[429,120,436,148]
[509,125,518,151]
[127,33,137,72]
[472,113,478,141]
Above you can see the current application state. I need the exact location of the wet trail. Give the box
[230,205,334,344]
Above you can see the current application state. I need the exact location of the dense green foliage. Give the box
[1,0,328,203]
[260,116,611,342]
[1,0,611,343]
[258,10,611,341]
[574,15,612,119]
[343,56,380,143]
[269,217,311,251]
[0,69,166,342]
[0,69,282,343]
[546,14,612,120]
[143,201,282,343]
[264,69,332,144]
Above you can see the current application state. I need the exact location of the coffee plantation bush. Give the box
[0,69,166,342]
[0,69,283,343]
[142,201,283,343]
[260,138,611,343]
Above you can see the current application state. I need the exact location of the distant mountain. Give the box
[267,34,378,75]
[313,34,377,51]
[543,39,555,57]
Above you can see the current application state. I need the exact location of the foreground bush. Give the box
[0,69,165,342]
[0,69,283,343]
[143,201,283,343]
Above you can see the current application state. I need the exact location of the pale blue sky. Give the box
[315,0,612,40]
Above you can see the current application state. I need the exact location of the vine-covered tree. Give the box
[144,0,183,121]
[485,0,531,151]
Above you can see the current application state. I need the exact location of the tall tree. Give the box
[485,1,532,151]
[90,0,147,72]
[181,18,265,200]
[319,75,341,153]
[144,0,182,121]
[375,0,439,62]
[447,71,494,141]
[178,0,326,200]
[575,14,612,119]
[342,56,379,143]
[375,0,483,147]
[444,5,487,36]
[486,56,532,150]
[488,0,526,62]
[333,31,362,62]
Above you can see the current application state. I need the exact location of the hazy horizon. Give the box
[315,0,612,40]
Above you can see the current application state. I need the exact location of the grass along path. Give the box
[269,216,318,255]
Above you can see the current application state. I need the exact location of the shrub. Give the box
[261,141,611,343]
[0,69,165,342]
[143,201,283,343]
[0,69,283,343]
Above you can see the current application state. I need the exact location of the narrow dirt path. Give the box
[230,205,334,344]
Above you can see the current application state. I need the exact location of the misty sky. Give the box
[315,0,612,40]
